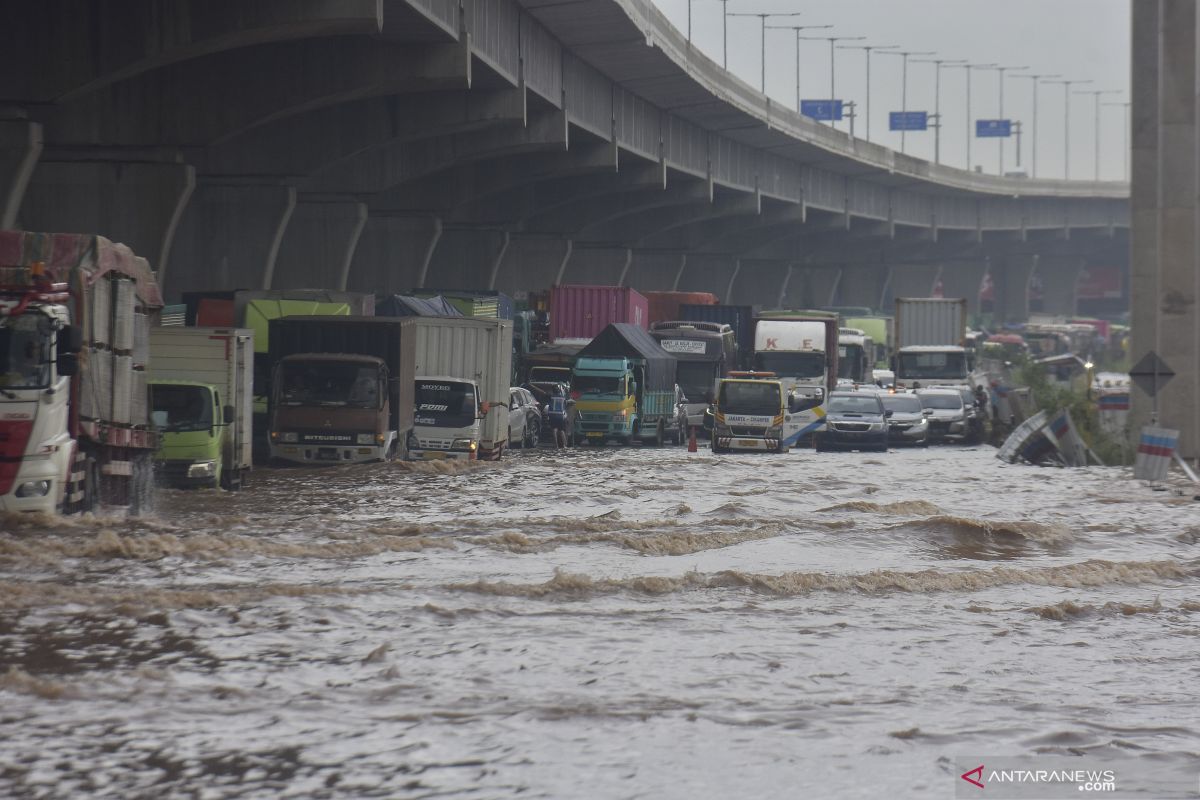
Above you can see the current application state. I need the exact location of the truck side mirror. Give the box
[57,353,78,377]
[223,405,235,424]
[61,324,83,353]
[702,408,715,431]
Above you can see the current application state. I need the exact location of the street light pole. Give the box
[1045,78,1092,178]
[948,63,996,171]
[797,35,865,130]
[1104,100,1131,182]
[728,11,802,93]
[879,50,934,153]
[994,66,1027,175]
[839,44,899,142]
[768,24,834,112]
[913,58,966,164]
[1075,89,1120,181]
[1010,73,1060,178]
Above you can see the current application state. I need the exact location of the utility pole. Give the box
[878,50,934,153]
[797,35,864,129]
[768,23,833,112]
[913,58,966,164]
[1010,73,1060,178]
[838,43,899,142]
[1045,78,1092,179]
[1013,121,1024,168]
[1104,100,1131,182]
[1075,88,1120,181]
[728,11,802,93]
[948,63,996,171]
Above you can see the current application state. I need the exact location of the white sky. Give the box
[651,0,1131,181]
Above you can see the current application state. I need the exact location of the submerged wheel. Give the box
[653,421,665,447]
[525,416,541,448]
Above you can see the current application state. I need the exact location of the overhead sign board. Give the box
[976,119,1012,138]
[888,111,928,131]
[800,99,844,121]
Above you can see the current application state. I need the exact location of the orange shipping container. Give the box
[642,291,718,325]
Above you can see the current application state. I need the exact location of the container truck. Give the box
[642,291,718,325]
[407,317,513,461]
[149,327,253,490]
[752,313,839,445]
[571,323,682,446]
[267,316,416,465]
[892,297,969,387]
[550,285,647,343]
[678,303,755,369]
[650,321,735,427]
[0,231,160,515]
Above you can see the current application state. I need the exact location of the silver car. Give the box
[880,392,930,446]
[915,388,969,442]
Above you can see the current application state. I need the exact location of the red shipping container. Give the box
[196,298,235,327]
[642,291,719,325]
[550,285,649,342]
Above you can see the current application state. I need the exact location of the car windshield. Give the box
[0,314,51,390]
[752,351,825,378]
[881,394,922,413]
[918,393,963,410]
[151,384,213,432]
[718,381,781,415]
[828,395,883,414]
[897,351,966,379]
[676,361,716,402]
[573,374,623,395]
[279,362,381,409]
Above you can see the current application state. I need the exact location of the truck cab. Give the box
[149,380,233,488]
[705,372,791,453]
[650,321,735,427]
[752,316,838,445]
[571,356,639,444]
[894,345,970,388]
[408,376,485,460]
[837,329,874,384]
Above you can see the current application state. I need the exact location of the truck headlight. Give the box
[15,480,51,498]
[452,438,478,451]
[274,431,298,443]
[356,433,376,445]
[187,461,216,478]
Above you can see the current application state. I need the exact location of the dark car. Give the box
[816,391,890,453]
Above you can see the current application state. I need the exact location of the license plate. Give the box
[421,451,447,460]
[737,439,762,448]
[586,432,604,438]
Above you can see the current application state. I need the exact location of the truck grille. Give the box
[833,422,871,432]
[417,438,453,449]
[730,426,765,436]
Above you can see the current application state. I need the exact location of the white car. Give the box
[507,387,542,448]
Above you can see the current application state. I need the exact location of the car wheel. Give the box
[525,416,541,448]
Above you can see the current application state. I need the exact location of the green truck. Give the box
[571,324,684,446]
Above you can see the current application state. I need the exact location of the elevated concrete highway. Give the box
[2,0,1128,321]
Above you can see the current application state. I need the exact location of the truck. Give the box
[572,323,682,446]
[678,303,755,369]
[842,315,892,368]
[407,317,513,461]
[752,313,839,446]
[267,316,416,465]
[650,321,735,427]
[892,297,969,387]
[148,327,253,490]
[550,285,647,343]
[704,372,803,454]
[0,231,160,515]
[837,328,875,384]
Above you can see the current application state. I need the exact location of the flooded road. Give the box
[2,446,1199,798]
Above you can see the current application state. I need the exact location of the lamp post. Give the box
[728,11,803,93]
[838,43,899,142]
[1104,99,1131,182]
[992,66,1027,175]
[912,58,965,164]
[1044,78,1092,179]
[948,63,996,171]
[796,35,864,129]
[878,50,934,153]
[768,24,834,112]
[1075,88,1120,181]
[1010,73,1060,178]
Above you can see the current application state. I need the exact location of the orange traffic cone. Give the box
[688,426,698,453]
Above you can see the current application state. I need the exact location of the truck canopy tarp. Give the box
[578,323,676,391]
[376,294,464,318]
[0,231,163,308]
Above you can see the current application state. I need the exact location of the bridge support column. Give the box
[271,201,367,290]
[940,260,988,319]
[794,265,842,309]
[887,264,942,307]
[560,245,633,286]
[0,116,42,230]
[675,254,738,298]
[623,252,683,292]
[840,265,890,311]
[730,260,790,307]
[1131,0,1200,459]
[491,236,571,294]
[348,215,442,295]
[168,183,295,299]
[1037,255,1085,318]
[992,254,1036,323]
[22,159,195,284]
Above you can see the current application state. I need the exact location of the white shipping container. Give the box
[411,318,513,453]
[894,298,967,348]
[149,327,255,472]
[113,279,136,352]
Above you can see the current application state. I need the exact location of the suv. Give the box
[880,391,929,446]
[916,388,968,443]
[816,391,890,453]
[508,387,543,448]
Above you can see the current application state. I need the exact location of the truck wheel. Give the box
[652,421,665,447]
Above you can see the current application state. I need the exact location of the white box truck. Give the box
[408,317,513,461]
[892,298,969,387]
[149,327,253,490]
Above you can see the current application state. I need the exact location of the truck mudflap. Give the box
[782,407,827,447]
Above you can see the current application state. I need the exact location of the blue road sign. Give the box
[888,111,928,132]
[800,99,844,121]
[976,119,1012,138]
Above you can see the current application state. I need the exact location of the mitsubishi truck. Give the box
[892,297,969,388]
[571,323,682,446]
[752,313,839,445]
[407,317,513,461]
[0,231,160,514]
[267,316,416,465]
[149,327,253,490]
[650,321,735,427]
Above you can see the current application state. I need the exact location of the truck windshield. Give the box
[753,351,825,379]
[897,351,966,379]
[573,374,623,395]
[675,361,716,403]
[837,344,867,381]
[279,362,381,409]
[414,381,477,428]
[718,381,781,415]
[0,314,51,390]
[151,385,213,432]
